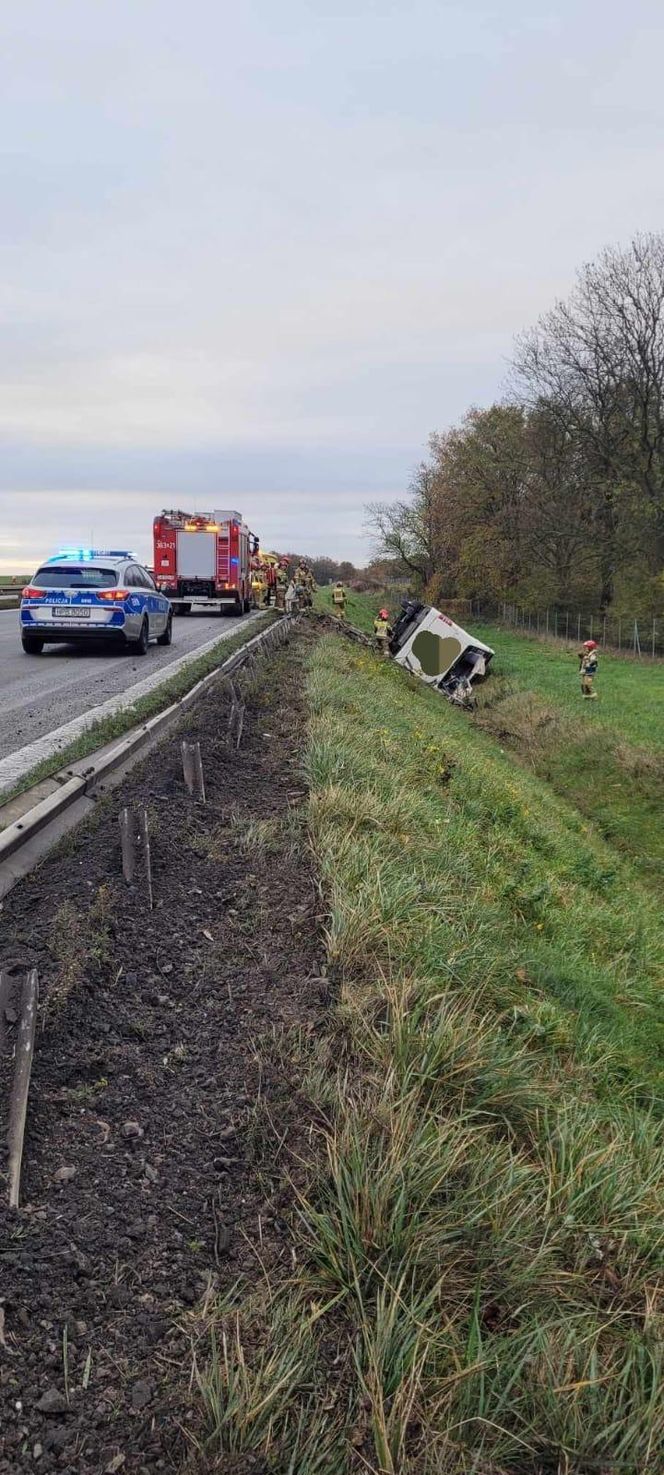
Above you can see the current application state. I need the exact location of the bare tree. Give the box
[366,462,445,586]
[512,232,664,604]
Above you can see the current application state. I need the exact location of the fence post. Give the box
[528,610,532,632]
[554,610,558,638]
[537,610,540,634]
[577,613,581,642]
[546,608,549,636]
[633,620,641,656]
[565,611,569,641]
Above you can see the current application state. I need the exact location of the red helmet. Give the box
[379,608,389,620]
[583,639,599,650]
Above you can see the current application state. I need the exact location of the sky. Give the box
[2,1,664,572]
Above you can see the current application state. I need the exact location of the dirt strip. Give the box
[0,625,326,1474]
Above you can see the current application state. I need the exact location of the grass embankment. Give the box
[317,591,664,892]
[195,632,663,1474]
[467,624,664,891]
[314,584,384,631]
[0,613,275,810]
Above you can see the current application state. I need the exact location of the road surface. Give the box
[0,608,255,762]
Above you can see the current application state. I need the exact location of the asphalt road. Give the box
[0,609,254,762]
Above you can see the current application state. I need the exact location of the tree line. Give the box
[368,232,664,617]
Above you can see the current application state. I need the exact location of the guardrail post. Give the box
[7,969,39,1209]
[181,741,206,803]
[119,806,153,908]
[137,807,154,910]
[119,806,136,883]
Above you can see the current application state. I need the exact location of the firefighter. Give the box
[251,572,266,608]
[332,580,347,619]
[579,639,599,699]
[373,607,392,654]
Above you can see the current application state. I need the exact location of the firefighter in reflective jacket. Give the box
[373,608,392,653]
[579,639,599,698]
[332,581,347,619]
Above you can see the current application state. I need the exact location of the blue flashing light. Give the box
[45,547,136,564]
[230,556,239,565]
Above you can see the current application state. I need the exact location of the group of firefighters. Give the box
[250,554,316,613]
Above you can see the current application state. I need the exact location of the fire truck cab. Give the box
[153,509,256,615]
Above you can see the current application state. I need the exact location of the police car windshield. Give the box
[33,566,118,589]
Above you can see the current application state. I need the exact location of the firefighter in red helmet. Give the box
[579,639,599,699]
[373,607,393,654]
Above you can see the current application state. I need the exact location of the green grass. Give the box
[473,621,664,753]
[466,625,664,891]
[0,613,275,810]
[194,628,663,1475]
[297,634,664,1472]
[314,584,385,631]
[319,591,664,894]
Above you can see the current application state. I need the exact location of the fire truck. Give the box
[153,509,257,615]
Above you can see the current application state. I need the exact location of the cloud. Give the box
[2,0,664,566]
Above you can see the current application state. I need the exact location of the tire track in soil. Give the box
[0,626,327,1474]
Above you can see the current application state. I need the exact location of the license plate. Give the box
[53,606,91,619]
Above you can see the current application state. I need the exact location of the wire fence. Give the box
[472,600,664,660]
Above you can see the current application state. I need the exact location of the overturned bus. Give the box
[389,601,494,705]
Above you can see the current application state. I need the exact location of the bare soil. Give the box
[0,625,326,1474]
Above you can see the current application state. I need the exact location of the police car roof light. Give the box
[45,548,136,564]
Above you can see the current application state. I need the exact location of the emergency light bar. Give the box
[45,548,136,563]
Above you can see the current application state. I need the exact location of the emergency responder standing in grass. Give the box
[579,639,599,699]
[373,607,392,655]
[332,580,347,620]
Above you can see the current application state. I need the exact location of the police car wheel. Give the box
[130,617,150,656]
[22,635,44,655]
[157,612,173,646]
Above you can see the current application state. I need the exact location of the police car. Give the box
[20,550,173,656]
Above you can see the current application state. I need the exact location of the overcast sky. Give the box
[2,1,664,571]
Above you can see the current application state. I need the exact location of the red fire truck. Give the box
[153,509,257,615]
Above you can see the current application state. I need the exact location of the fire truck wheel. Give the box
[157,611,173,646]
[129,617,150,656]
